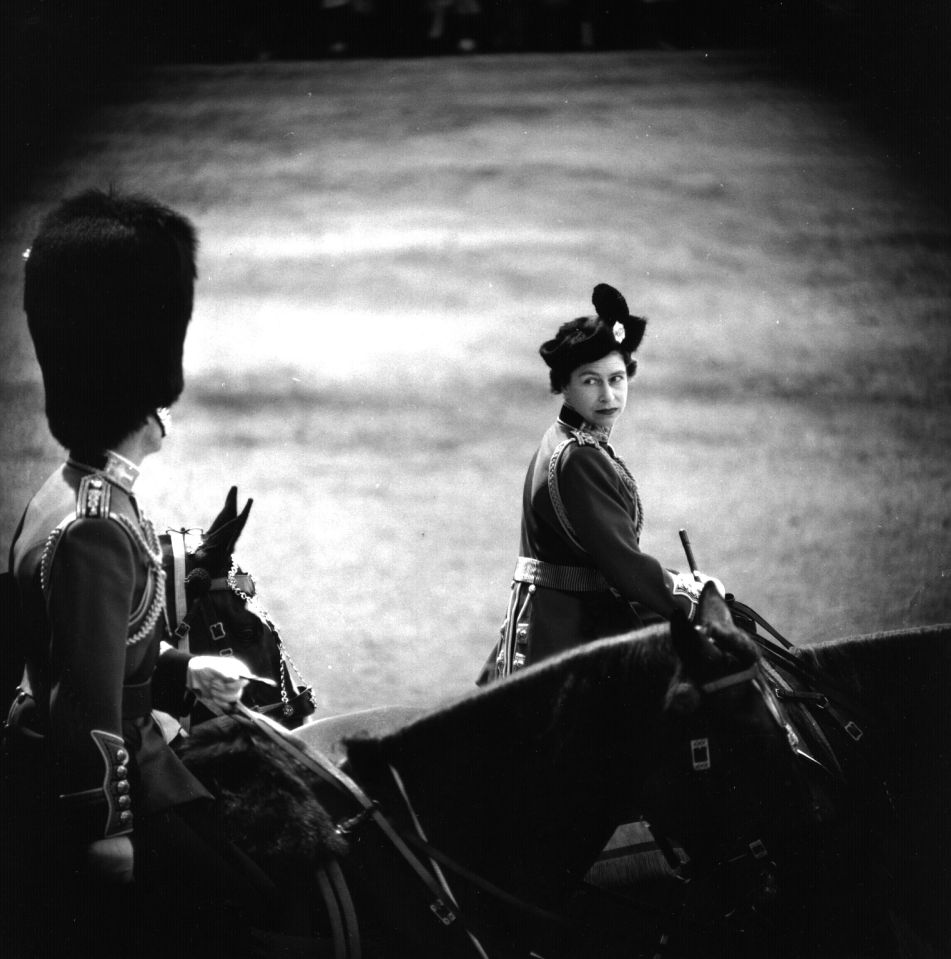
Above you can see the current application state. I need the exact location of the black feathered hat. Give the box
[539,283,647,391]
[24,189,198,454]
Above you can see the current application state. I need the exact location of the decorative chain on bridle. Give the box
[226,558,317,717]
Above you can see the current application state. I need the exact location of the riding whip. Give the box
[679,528,701,581]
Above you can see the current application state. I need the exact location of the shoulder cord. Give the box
[601,444,644,543]
[548,435,644,550]
[547,438,587,552]
[40,511,166,648]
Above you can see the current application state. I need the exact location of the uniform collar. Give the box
[557,404,612,444]
[67,449,140,494]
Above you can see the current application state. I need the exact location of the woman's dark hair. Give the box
[548,341,638,393]
[24,188,198,453]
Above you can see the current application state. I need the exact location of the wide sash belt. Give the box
[513,556,611,592]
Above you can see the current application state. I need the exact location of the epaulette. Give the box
[41,477,167,646]
[571,429,600,447]
[76,474,112,519]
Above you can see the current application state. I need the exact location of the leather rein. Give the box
[231,703,566,959]
[647,601,896,932]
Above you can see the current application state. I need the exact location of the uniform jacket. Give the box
[9,458,210,845]
[481,405,681,680]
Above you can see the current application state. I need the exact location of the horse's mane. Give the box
[349,623,677,764]
[798,623,951,704]
[797,623,951,804]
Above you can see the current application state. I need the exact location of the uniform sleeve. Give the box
[47,518,135,841]
[558,446,686,619]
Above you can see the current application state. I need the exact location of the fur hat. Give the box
[539,283,647,391]
[24,188,198,453]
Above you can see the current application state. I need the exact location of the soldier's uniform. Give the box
[8,454,210,847]
[3,190,277,959]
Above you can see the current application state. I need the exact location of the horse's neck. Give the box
[800,624,951,787]
[800,624,951,708]
[348,626,677,904]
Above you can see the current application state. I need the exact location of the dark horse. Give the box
[176,580,951,959]
[159,487,316,728]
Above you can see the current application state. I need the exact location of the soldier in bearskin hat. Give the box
[4,189,279,957]
[479,283,723,682]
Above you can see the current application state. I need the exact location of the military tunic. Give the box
[8,457,210,845]
[481,405,686,681]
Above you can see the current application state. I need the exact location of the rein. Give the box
[730,599,880,743]
[230,704,567,959]
[230,705,491,957]
[640,599,900,954]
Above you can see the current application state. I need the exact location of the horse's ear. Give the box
[695,584,759,667]
[202,490,253,556]
[696,584,732,632]
[205,487,239,539]
[671,606,720,677]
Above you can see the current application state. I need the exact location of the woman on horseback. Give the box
[3,190,277,958]
[480,282,720,681]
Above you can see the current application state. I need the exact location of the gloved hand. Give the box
[186,654,249,708]
[86,836,134,884]
[669,570,726,620]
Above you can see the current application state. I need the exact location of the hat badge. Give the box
[612,321,625,344]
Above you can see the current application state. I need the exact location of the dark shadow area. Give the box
[2,1,948,205]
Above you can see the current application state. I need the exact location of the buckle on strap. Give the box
[513,556,611,592]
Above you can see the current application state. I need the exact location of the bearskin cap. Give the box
[24,188,198,453]
[539,283,647,390]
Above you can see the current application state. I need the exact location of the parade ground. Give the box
[1,51,948,714]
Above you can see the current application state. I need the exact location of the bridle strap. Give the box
[699,663,758,694]
[230,704,491,957]
[729,598,795,649]
[394,814,572,928]
[209,573,254,594]
[169,530,188,647]
[315,860,361,959]
[387,761,572,931]
[388,764,491,959]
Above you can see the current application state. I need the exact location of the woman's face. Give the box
[562,352,629,429]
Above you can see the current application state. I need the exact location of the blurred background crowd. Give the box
[4,0,867,63]
[3,1,947,208]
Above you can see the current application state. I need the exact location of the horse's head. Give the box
[162,487,314,727]
[643,585,840,910]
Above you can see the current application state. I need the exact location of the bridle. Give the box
[637,603,898,953]
[230,702,573,959]
[161,528,317,720]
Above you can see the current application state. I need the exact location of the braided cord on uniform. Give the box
[39,510,166,647]
[601,446,644,543]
